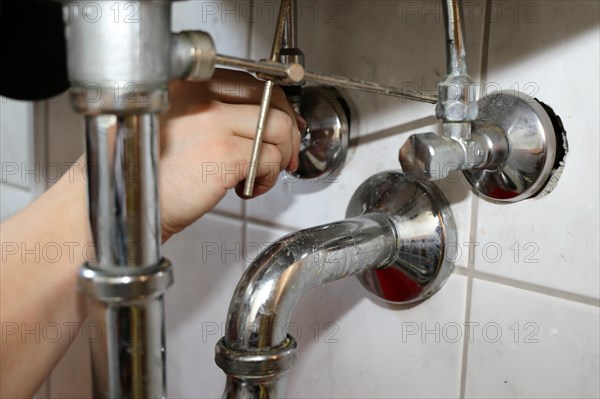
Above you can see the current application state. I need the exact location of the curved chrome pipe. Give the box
[216,171,456,398]
[225,213,397,350]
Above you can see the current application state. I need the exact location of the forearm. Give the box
[0,163,90,399]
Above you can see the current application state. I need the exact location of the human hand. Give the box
[159,69,303,241]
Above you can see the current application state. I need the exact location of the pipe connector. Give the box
[398,127,509,181]
[79,258,173,302]
[171,31,217,81]
[436,74,478,124]
[215,335,298,379]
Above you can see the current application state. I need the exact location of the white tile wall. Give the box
[0,97,34,189]
[465,279,600,398]
[472,0,600,299]
[5,1,595,398]
[0,97,36,221]
[163,214,244,399]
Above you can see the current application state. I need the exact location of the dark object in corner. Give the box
[0,0,69,101]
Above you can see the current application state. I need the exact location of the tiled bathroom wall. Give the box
[1,1,597,398]
[0,98,36,221]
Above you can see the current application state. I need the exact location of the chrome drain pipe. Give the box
[61,2,177,397]
[78,113,172,398]
[216,171,457,398]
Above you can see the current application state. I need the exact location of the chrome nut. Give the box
[435,75,478,122]
[399,132,466,181]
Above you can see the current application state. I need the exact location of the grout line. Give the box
[458,270,474,399]
[454,266,600,308]
[245,216,296,232]
[211,208,297,233]
[469,270,600,308]
[460,2,492,396]
[246,0,254,59]
[209,209,244,220]
[479,0,493,89]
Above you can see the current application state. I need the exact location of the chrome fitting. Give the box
[436,74,478,123]
[172,31,217,81]
[79,258,173,302]
[215,335,298,379]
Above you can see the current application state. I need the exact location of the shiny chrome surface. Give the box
[216,335,298,399]
[82,113,172,398]
[290,86,350,180]
[222,212,397,350]
[463,91,560,202]
[79,260,173,398]
[443,0,467,76]
[172,31,216,81]
[400,0,481,181]
[63,1,172,92]
[216,171,456,397]
[85,114,161,268]
[436,0,477,124]
[63,2,178,396]
[346,171,457,303]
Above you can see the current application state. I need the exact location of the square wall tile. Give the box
[1,97,33,189]
[287,274,468,398]
[474,1,600,298]
[172,0,251,57]
[465,279,600,398]
[162,213,245,398]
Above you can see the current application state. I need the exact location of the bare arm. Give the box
[0,70,301,398]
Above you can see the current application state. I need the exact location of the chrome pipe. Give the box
[216,171,457,398]
[81,114,172,398]
[61,2,176,397]
[443,0,468,76]
[85,114,161,268]
[224,213,397,350]
[217,213,398,397]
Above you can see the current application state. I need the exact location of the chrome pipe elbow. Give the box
[216,171,457,398]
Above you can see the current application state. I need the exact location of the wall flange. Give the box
[464,91,566,202]
[346,171,457,304]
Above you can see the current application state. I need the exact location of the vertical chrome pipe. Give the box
[85,114,161,268]
[443,0,468,76]
[61,2,176,397]
[81,113,171,398]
